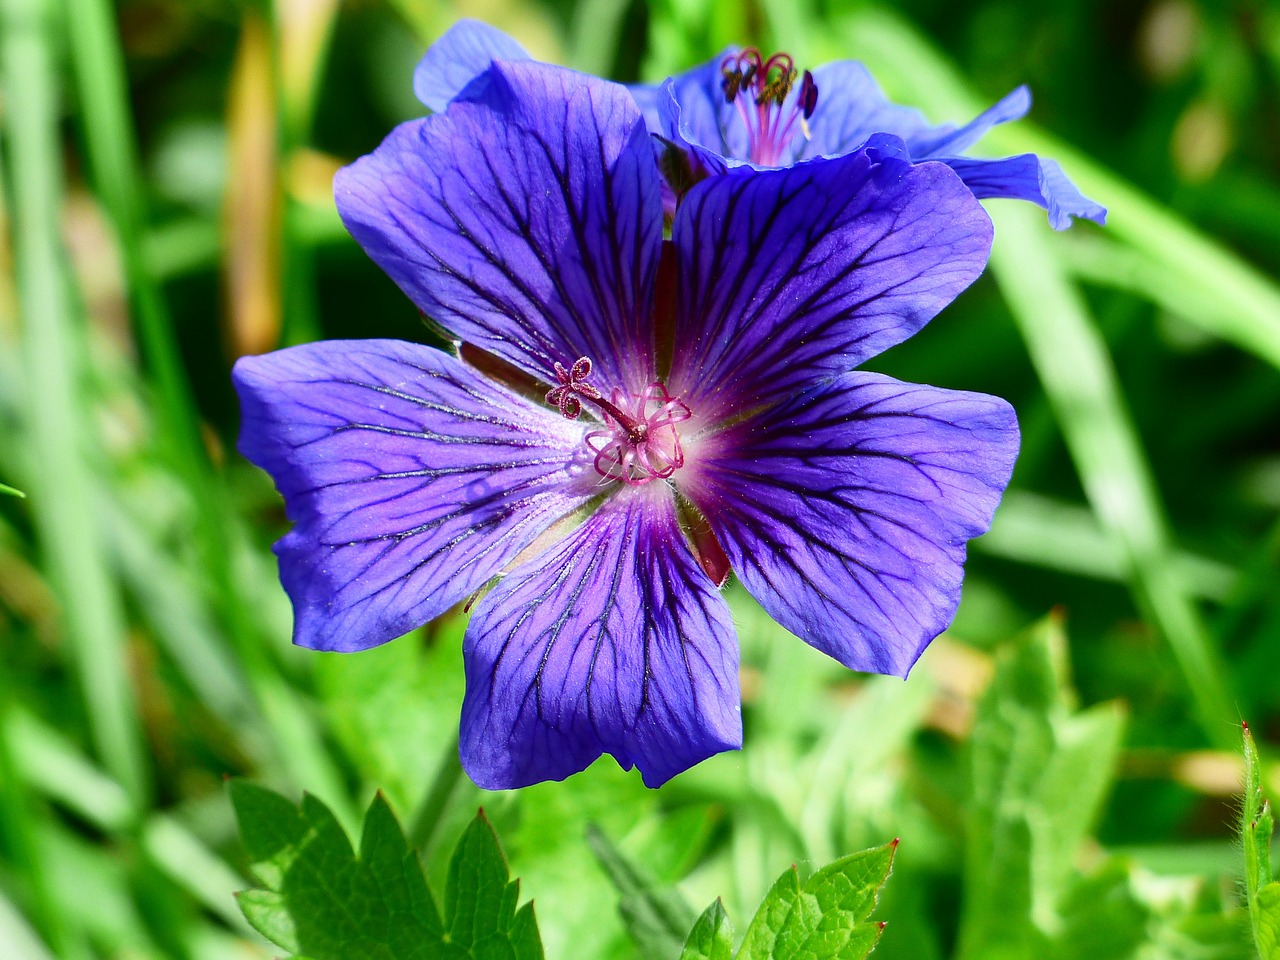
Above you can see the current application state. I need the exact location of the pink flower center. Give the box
[546,358,691,486]
[720,49,819,167]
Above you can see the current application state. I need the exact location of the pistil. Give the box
[545,356,691,485]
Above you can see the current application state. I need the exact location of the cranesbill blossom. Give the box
[234,56,1019,789]
[417,20,1104,230]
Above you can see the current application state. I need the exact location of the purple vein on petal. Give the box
[669,144,993,421]
[460,485,742,789]
[335,60,665,393]
[679,370,1019,677]
[234,339,596,652]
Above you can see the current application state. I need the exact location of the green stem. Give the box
[408,733,465,854]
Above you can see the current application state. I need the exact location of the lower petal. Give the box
[680,371,1019,677]
[460,486,742,789]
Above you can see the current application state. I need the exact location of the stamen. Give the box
[717,48,820,166]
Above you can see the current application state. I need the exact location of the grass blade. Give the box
[988,204,1234,749]
[2,0,149,801]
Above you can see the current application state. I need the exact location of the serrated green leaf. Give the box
[445,810,544,960]
[360,794,444,939]
[737,840,896,960]
[587,823,696,960]
[680,900,733,960]
[230,783,542,959]
[509,902,544,960]
[236,889,299,953]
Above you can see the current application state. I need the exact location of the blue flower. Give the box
[234,55,1018,789]
[419,20,1105,230]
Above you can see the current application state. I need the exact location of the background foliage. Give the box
[1,0,1278,957]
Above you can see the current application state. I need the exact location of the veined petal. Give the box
[335,61,664,393]
[646,52,742,157]
[802,60,935,160]
[945,154,1107,229]
[412,19,531,112]
[680,372,1019,677]
[460,485,742,789]
[234,340,594,652]
[669,145,992,420]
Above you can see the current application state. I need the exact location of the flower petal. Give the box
[680,371,1019,677]
[460,486,742,789]
[234,340,593,652]
[904,86,1031,158]
[334,61,664,392]
[944,154,1107,229]
[802,60,936,159]
[669,144,992,419]
[412,19,531,112]
[649,52,743,157]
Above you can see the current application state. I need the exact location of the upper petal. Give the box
[903,86,1031,158]
[668,144,993,420]
[334,61,665,393]
[653,51,742,156]
[801,60,936,160]
[944,154,1107,229]
[412,19,531,112]
[679,371,1019,677]
[234,340,593,652]
[460,485,742,789]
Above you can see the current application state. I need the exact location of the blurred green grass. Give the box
[1,0,1278,957]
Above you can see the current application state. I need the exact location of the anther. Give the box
[799,69,819,119]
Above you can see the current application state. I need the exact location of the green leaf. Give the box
[736,840,896,960]
[1050,860,1149,960]
[958,616,1126,960]
[587,823,697,960]
[1256,884,1280,959]
[444,810,543,960]
[230,782,542,959]
[1242,722,1280,959]
[680,900,733,960]
[0,481,23,498]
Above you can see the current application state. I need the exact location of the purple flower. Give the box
[418,20,1105,230]
[233,55,1019,789]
